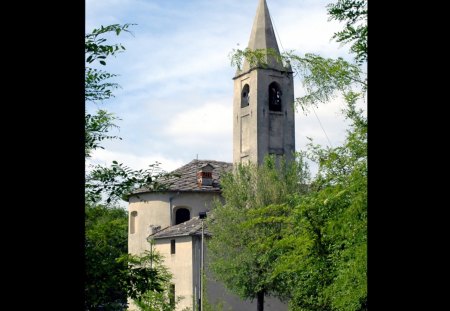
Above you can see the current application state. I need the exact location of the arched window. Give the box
[268,82,282,111]
[241,84,250,108]
[175,208,190,225]
[130,211,137,234]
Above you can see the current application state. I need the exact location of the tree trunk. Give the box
[256,291,264,311]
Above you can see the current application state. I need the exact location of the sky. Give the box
[86,0,366,174]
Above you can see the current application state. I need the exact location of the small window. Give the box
[169,283,175,308]
[268,82,282,111]
[241,84,250,108]
[171,239,176,254]
[130,211,137,234]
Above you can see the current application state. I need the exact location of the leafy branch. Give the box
[86,161,179,205]
[85,110,121,158]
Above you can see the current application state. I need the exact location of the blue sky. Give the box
[86,0,366,173]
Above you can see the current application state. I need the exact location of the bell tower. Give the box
[233,0,295,165]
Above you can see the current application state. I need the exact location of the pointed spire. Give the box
[242,0,284,72]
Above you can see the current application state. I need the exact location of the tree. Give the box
[229,1,367,114]
[131,245,185,311]
[327,0,367,64]
[85,204,129,310]
[223,0,367,309]
[85,23,133,158]
[85,24,178,311]
[85,24,176,206]
[207,155,310,311]
[230,49,365,113]
[272,100,367,311]
[85,160,176,206]
[86,204,178,310]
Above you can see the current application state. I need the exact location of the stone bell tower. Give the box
[233,0,295,165]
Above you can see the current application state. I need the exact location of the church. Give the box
[128,0,295,310]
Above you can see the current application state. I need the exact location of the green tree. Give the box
[327,0,367,64]
[86,204,177,310]
[85,24,133,158]
[230,49,365,113]
[207,155,310,311]
[85,24,175,206]
[273,101,367,311]
[85,204,128,310]
[132,246,185,311]
[85,24,179,311]
[85,160,175,205]
[229,0,367,113]
[224,0,367,309]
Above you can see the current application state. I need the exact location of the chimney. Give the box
[197,164,214,187]
[148,225,161,235]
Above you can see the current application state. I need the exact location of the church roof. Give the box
[149,217,210,239]
[242,0,284,72]
[133,159,233,194]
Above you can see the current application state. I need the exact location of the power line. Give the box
[267,2,286,54]
[268,2,332,149]
[311,105,333,148]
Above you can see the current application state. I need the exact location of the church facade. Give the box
[128,1,295,310]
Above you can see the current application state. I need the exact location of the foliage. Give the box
[85,23,182,311]
[230,47,365,113]
[285,52,365,112]
[223,1,367,309]
[327,0,367,64]
[207,155,310,310]
[132,245,185,311]
[208,103,366,311]
[85,161,178,206]
[229,47,282,71]
[85,204,180,310]
[85,204,129,310]
[85,24,134,102]
[85,24,134,157]
[229,0,367,113]
[118,252,166,301]
[85,24,177,205]
[278,101,367,311]
[85,109,121,158]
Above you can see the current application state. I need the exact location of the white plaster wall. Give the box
[128,192,172,255]
[154,236,194,311]
[128,191,222,256]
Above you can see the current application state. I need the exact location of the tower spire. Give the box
[242,0,284,72]
[233,0,295,166]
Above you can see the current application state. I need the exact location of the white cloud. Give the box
[164,101,232,161]
[86,148,185,173]
[86,0,365,173]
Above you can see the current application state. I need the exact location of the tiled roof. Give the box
[134,159,233,194]
[149,217,210,239]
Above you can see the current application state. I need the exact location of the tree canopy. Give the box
[84,24,175,206]
[85,24,178,311]
[209,0,367,310]
[207,155,310,311]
